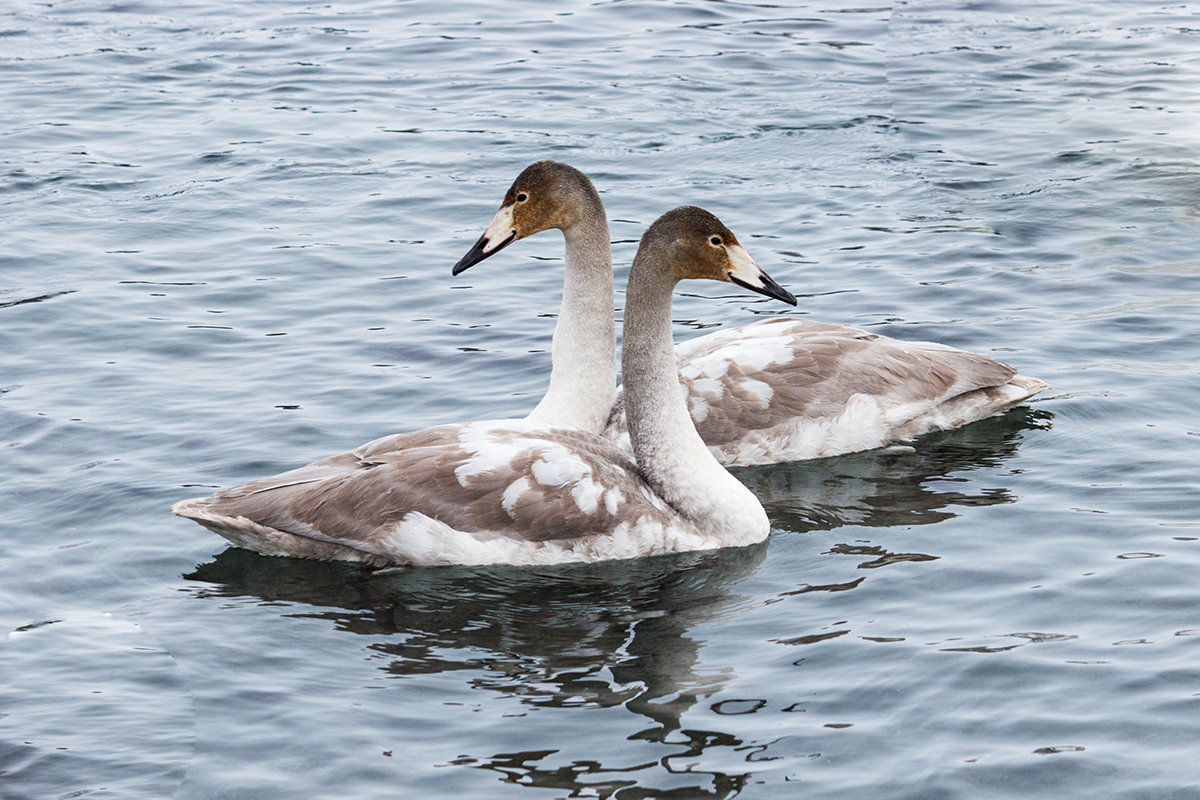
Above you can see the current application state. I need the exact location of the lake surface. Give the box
[3,0,1199,797]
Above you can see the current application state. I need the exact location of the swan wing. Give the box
[174,420,679,565]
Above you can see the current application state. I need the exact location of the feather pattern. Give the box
[603,317,1048,465]
[174,420,696,567]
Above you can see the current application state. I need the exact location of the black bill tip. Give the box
[730,271,797,306]
[451,231,516,276]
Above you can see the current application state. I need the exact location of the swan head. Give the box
[640,206,797,306]
[452,161,603,275]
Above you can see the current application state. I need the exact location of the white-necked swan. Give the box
[453,161,1049,466]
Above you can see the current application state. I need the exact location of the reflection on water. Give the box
[189,547,762,706]
[182,407,1049,797]
[741,406,1053,533]
[187,546,765,796]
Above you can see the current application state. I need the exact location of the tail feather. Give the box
[172,498,392,566]
[893,375,1050,441]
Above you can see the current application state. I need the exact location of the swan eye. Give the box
[709,235,722,246]
[516,192,529,203]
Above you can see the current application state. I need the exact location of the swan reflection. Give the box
[739,406,1052,532]
[187,545,765,796]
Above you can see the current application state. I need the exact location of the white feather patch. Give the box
[454,419,547,485]
[680,352,733,381]
[739,378,773,409]
[713,334,794,372]
[604,487,623,515]
[571,477,603,515]
[501,477,531,517]
[531,447,591,487]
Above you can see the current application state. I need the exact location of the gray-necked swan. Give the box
[174,206,796,567]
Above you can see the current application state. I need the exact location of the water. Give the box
[2,0,1199,797]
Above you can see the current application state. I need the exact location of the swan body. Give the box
[453,161,1049,466]
[603,317,1048,466]
[174,206,795,567]
[173,419,732,567]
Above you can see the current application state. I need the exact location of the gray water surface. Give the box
[3,1,1199,798]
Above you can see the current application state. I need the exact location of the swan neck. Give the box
[621,262,699,466]
[620,253,767,535]
[526,210,616,432]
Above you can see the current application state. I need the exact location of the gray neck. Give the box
[526,212,616,433]
[620,250,768,536]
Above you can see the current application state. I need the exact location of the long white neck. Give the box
[620,252,769,541]
[526,214,616,433]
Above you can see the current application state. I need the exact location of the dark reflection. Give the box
[187,545,767,797]
[182,406,1050,798]
[737,406,1054,533]
[0,289,77,309]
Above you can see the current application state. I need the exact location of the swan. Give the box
[453,161,1049,466]
[173,206,797,567]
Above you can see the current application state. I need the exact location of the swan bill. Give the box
[452,230,516,275]
[721,241,797,306]
[729,271,796,306]
[453,203,520,275]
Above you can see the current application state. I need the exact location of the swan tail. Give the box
[172,498,393,567]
